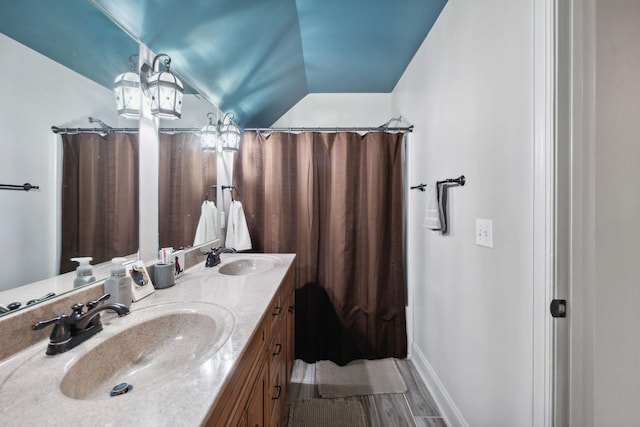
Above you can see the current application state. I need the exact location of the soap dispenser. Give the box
[71,257,96,288]
[103,257,132,306]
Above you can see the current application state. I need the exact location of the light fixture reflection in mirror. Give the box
[201,112,219,151]
[218,112,242,152]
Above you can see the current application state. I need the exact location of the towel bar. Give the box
[410,175,466,191]
[437,175,466,186]
[222,185,241,201]
[0,183,39,191]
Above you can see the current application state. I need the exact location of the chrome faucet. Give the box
[205,247,237,267]
[32,294,130,356]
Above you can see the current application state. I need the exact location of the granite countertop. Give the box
[0,253,295,427]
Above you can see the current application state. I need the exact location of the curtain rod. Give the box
[51,126,201,135]
[51,125,414,135]
[243,125,413,133]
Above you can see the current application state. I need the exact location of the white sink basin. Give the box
[218,255,281,276]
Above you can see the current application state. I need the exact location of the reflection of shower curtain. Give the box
[234,131,406,365]
[158,133,217,248]
[60,133,139,274]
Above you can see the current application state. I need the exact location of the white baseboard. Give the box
[410,343,469,427]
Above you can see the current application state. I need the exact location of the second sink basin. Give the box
[218,255,281,276]
[58,302,234,401]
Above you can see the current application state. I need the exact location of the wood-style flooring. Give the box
[284,358,447,427]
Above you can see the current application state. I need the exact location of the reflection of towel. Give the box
[193,201,219,246]
[225,201,252,251]
[422,182,441,230]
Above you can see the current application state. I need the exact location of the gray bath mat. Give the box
[315,358,408,398]
[288,399,366,427]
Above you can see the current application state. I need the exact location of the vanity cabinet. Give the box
[205,264,294,427]
[285,285,295,392]
[268,266,294,427]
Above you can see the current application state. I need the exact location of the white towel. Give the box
[225,201,252,251]
[422,182,441,230]
[193,201,219,246]
[437,182,449,234]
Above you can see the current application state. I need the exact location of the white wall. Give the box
[0,33,127,291]
[273,93,393,127]
[392,0,538,425]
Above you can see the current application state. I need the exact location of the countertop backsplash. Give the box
[0,284,103,361]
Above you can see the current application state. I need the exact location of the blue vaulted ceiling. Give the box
[0,0,447,127]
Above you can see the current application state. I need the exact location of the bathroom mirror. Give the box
[0,31,141,314]
[0,1,143,315]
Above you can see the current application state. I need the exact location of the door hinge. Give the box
[550,299,567,318]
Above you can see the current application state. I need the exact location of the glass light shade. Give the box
[219,120,242,151]
[114,71,141,119]
[148,71,184,120]
[200,123,218,151]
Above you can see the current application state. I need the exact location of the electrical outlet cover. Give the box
[476,219,494,248]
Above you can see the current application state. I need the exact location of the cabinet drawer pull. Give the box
[272,343,282,356]
[288,304,295,313]
[272,306,282,316]
[272,385,282,400]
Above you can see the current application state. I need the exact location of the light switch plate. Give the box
[476,219,493,248]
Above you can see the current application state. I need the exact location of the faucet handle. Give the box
[32,314,66,330]
[206,248,221,268]
[86,294,110,310]
[32,314,71,343]
[83,295,110,330]
[67,303,85,331]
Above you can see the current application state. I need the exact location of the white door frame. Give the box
[567,0,597,425]
[532,0,557,426]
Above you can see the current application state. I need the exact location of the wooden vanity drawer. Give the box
[269,292,284,337]
[269,344,287,427]
[270,266,293,335]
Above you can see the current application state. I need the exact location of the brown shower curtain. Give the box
[158,133,217,249]
[60,133,139,274]
[234,131,406,365]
